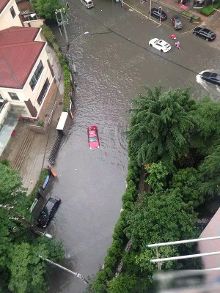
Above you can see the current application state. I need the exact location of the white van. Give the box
[80,0,94,8]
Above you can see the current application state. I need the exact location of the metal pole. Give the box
[60,8,69,48]
[39,255,89,284]
[151,250,220,263]
[147,235,220,248]
[149,0,151,19]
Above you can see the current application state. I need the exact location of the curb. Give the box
[124,0,202,23]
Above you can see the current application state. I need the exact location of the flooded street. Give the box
[48,0,220,292]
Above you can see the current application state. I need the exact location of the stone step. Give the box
[12,131,35,171]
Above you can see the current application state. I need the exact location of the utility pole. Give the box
[39,255,89,284]
[158,6,162,26]
[55,4,69,50]
[149,0,152,19]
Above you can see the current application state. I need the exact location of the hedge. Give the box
[180,10,201,21]
[29,168,48,198]
[200,2,220,16]
[91,160,140,292]
[41,25,73,112]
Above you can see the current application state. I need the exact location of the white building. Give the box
[0,0,60,155]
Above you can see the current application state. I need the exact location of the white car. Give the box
[149,38,171,53]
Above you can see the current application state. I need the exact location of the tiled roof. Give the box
[0,26,40,45]
[0,27,45,89]
[0,0,10,13]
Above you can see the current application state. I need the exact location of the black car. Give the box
[171,16,183,30]
[201,72,220,86]
[150,8,167,21]
[37,197,61,228]
[193,27,216,41]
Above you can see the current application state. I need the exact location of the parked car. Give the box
[149,38,171,53]
[80,0,94,8]
[87,125,100,149]
[171,16,183,30]
[37,197,61,228]
[150,8,167,21]
[201,72,220,86]
[193,27,216,41]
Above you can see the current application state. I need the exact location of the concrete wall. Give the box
[0,0,22,29]
[0,102,11,129]
[23,18,44,28]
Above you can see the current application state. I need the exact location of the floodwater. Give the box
[48,0,220,292]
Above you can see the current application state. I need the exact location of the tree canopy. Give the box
[0,162,64,293]
[93,87,220,293]
[33,0,62,21]
[128,87,195,166]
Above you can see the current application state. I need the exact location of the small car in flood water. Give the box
[37,197,61,228]
[87,125,100,149]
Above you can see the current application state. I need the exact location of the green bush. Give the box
[41,25,73,112]
[91,159,140,292]
[29,168,48,198]
[200,5,215,15]
[181,10,201,21]
[200,1,220,15]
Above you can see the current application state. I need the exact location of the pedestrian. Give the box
[169,34,177,40]
[175,40,181,49]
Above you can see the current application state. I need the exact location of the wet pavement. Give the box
[48,0,220,292]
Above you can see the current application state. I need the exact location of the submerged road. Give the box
[48,0,220,292]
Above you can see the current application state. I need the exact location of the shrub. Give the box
[200,5,215,15]
[91,159,140,292]
[41,25,73,112]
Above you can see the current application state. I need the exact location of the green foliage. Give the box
[125,189,197,249]
[107,274,137,293]
[190,98,220,155]
[128,87,195,166]
[63,64,73,112]
[0,163,64,293]
[199,144,220,197]
[8,243,46,293]
[200,3,220,16]
[33,0,62,21]
[30,168,48,198]
[93,88,220,292]
[171,168,202,207]
[41,25,73,112]
[180,10,200,21]
[0,163,30,217]
[145,162,168,192]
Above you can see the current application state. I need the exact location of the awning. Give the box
[56,112,68,131]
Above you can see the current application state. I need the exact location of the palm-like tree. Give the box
[128,87,195,166]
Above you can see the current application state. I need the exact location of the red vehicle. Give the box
[87,125,100,149]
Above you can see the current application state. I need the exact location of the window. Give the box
[0,93,3,101]
[10,7,16,18]
[37,79,49,105]
[29,61,44,90]
[9,92,19,100]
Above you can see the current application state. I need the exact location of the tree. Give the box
[171,168,202,207]
[0,163,64,292]
[33,0,62,21]
[199,144,220,197]
[107,274,137,293]
[125,189,197,249]
[190,97,220,156]
[128,87,195,166]
[145,162,169,192]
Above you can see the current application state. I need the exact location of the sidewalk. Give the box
[123,0,220,28]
